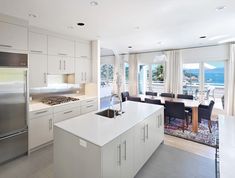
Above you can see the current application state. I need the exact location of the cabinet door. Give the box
[120,129,134,178]
[48,36,74,57]
[75,58,84,83]
[29,115,53,150]
[144,114,157,161]
[75,42,91,58]
[29,32,47,54]
[48,55,63,74]
[63,57,75,74]
[29,54,47,88]
[133,122,145,175]
[84,59,91,83]
[102,137,121,178]
[0,21,27,51]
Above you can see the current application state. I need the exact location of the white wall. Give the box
[181,44,229,63]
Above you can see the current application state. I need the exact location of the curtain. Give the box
[165,50,183,95]
[225,44,235,115]
[128,54,138,96]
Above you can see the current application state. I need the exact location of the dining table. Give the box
[139,95,209,133]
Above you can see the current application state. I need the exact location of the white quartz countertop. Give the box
[218,115,235,178]
[54,101,163,147]
[29,95,97,112]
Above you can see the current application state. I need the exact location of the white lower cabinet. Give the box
[29,112,53,150]
[54,109,164,178]
[102,129,133,178]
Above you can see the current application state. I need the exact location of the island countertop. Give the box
[54,101,163,147]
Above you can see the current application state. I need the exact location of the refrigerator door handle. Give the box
[0,130,28,141]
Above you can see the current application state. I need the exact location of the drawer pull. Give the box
[35,110,48,115]
[86,105,93,108]
[0,44,12,48]
[86,100,94,103]
[58,53,67,56]
[64,110,73,114]
[30,50,43,53]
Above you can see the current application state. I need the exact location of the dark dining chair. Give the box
[145,91,158,96]
[128,96,142,102]
[121,91,130,102]
[145,98,161,105]
[177,94,193,100]
[165,101,189,132]
[160,93,175,98]
[198,100,215,133]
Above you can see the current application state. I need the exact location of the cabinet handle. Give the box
[64,60,66,70]
[146,124,149,140]
[0,44,12,48]
[118,144,121,166]
[64,110,73,114]
[85,72,87,82]
[80,56,87,58]
[123,140,127,161]
[143,126,146,142]
[86,100,94,103]
[58,53,67,56]
[160,115,162,126]
[81,72,83,81]
[35,110,48,115]
[44,73,47,84]
[59,60,62,70]
[30,50,43,53]
[49,118,53,130]
[86,105,93,108]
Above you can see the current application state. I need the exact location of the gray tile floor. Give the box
[0,144,215,178]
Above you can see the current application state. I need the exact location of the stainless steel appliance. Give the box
[0,52,28,164]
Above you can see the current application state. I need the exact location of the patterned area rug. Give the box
[164,119,218,147]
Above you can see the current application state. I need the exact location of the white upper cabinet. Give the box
[75,58,91,83]
[29,32,47,54]
[75,41,91,58]
[48,36,75,57]
[29,54,48,88]
[48,55,75,74]
[0,21,27,51]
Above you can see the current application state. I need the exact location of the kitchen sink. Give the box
[96,109,124,118]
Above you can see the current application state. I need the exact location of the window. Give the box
[124,63,129,90]
[183,61,225,109]
[138,63,165,94]
[100,64,114,82]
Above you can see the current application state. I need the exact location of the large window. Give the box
[183,61,225,109]
[101,64,114,82]
[138,63,165,94]
[124,63,129,91]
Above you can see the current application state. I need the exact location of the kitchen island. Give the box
[54,101,164,178]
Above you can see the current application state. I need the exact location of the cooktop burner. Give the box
[41,96,79,106]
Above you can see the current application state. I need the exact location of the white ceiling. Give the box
[1,0,235,53]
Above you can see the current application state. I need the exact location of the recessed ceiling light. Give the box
[128,46,132,49]
[216,6,226,11]
[200,36,207,39]
[90,1,98,6]
[77,23,85,26]
[157,41,162,45]
[134,26,140,30]
[28,13,37,18]
[218,37,235,44]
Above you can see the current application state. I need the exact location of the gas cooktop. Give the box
[41,96,79,106]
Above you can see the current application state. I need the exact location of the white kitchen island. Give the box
[54,101,164,178]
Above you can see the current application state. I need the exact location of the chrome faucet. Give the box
[110,94,122,118]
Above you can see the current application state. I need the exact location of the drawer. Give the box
[54,107,81,123]
[81,103,98,115]
[30,108,53,119]
[80,98,97,106]
[53,101,80,113]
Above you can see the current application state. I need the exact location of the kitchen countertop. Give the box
[218,115,235,178]
[54,101,163,147]
[29,94,97,112]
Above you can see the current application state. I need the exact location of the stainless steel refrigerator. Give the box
[0,52,28,164]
